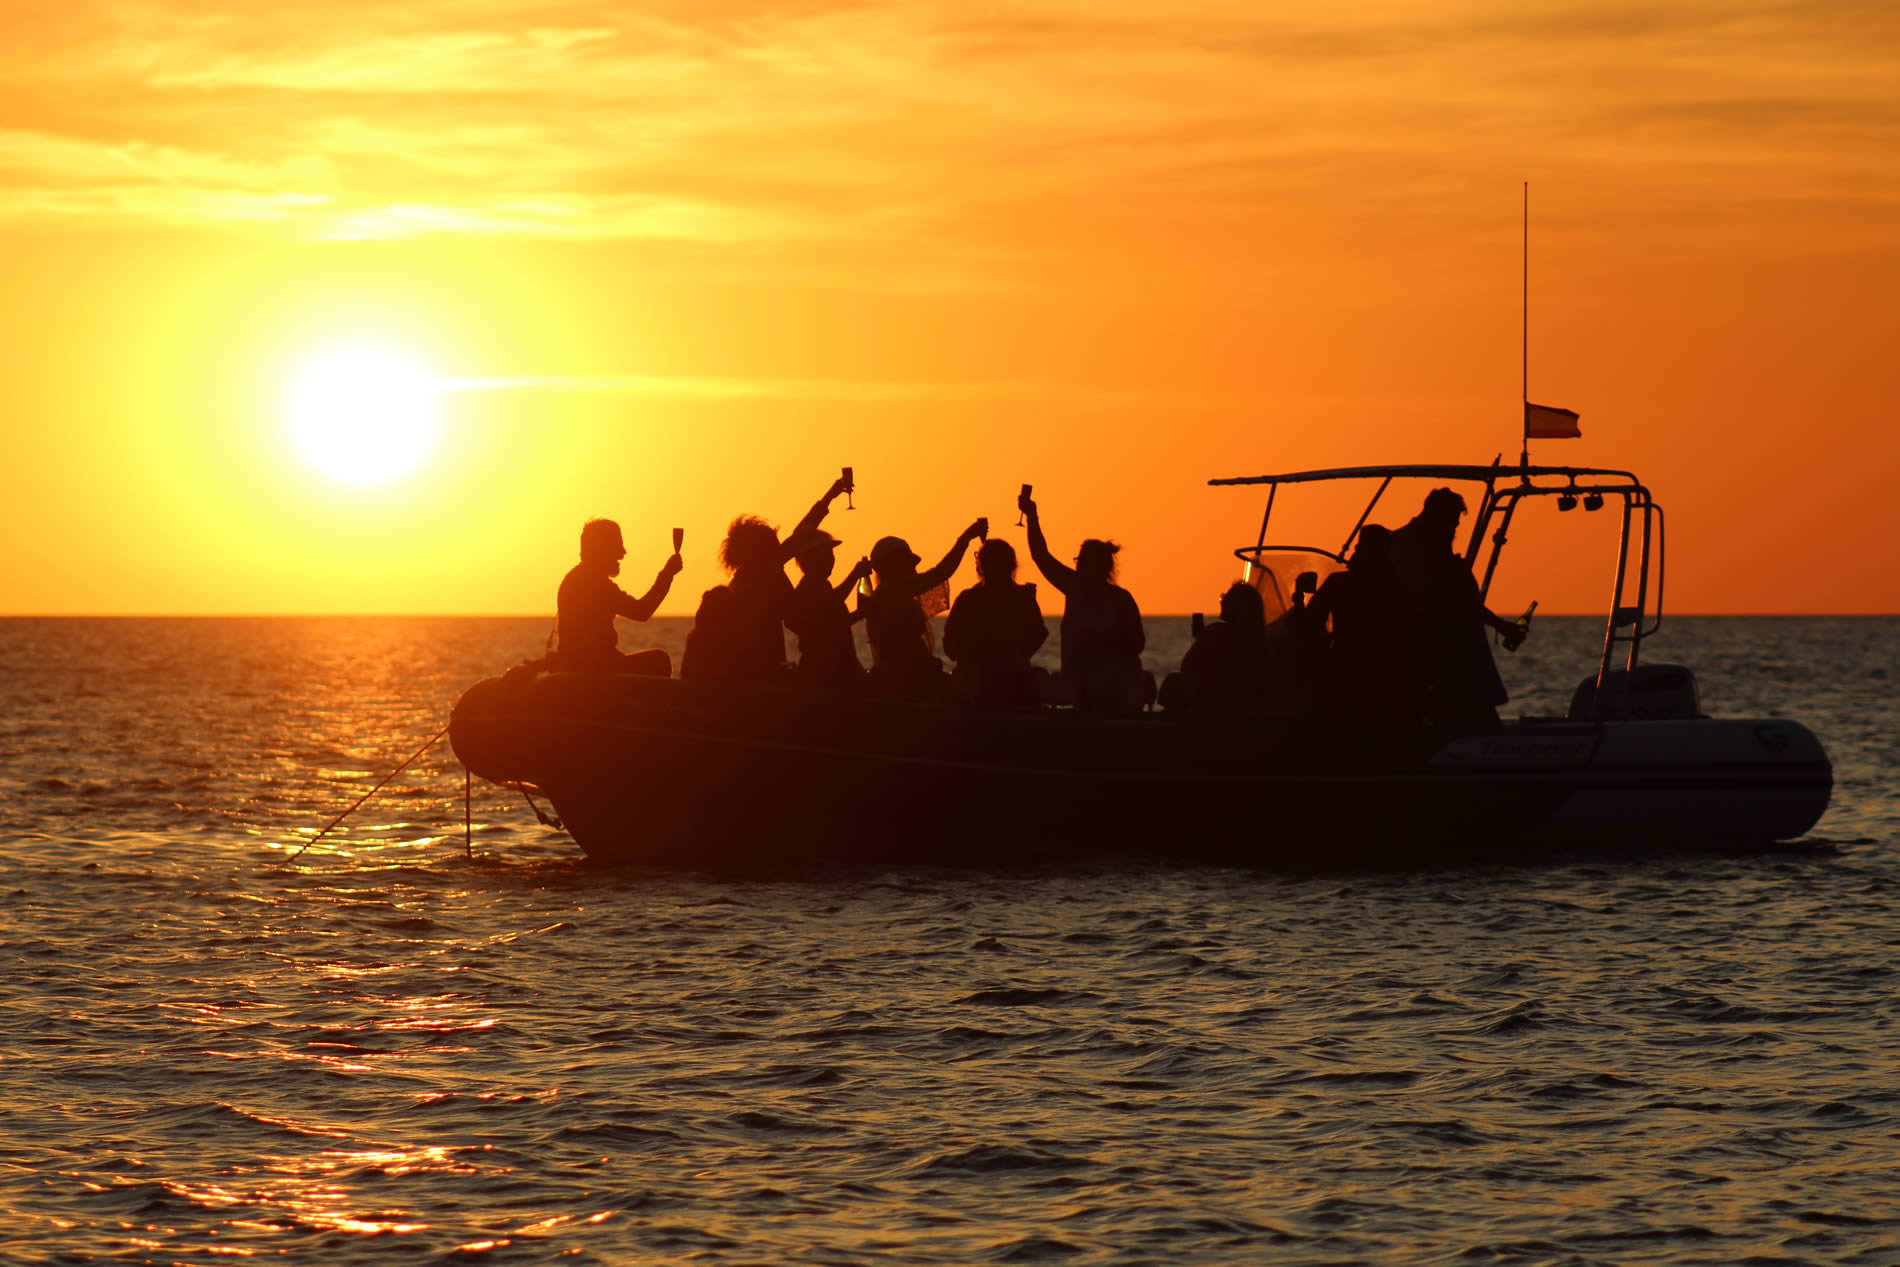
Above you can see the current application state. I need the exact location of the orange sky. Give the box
[3,1,1897,615]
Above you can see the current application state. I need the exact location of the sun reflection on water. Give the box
[4,618,1897,1261]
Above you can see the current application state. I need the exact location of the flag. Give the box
[1525,401,1581,439]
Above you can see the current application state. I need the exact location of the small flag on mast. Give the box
[1525,401,1580,439]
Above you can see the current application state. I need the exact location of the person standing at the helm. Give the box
[1391,488,1523,730]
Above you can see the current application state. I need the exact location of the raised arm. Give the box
[776,476,851,565]
[914,521,984,596]
[1023,501,1076,596]
[832,557,872,603]
[616,552,684,622]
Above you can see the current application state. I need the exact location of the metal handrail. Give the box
[1233,543,1349,566]
[1213,459,1669,710]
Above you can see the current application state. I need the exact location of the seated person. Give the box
[862,520,985,700]
[681,585,739,682]
[719,475,853,681]
[1306,525,1423,727]
[1165,582,1269,713]
[784,530,872,691]
[555,518,682,674]
[1021,491,1148,712]
[1260,578,1329,719]
[943,539,1048,710]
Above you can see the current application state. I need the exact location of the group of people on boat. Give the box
[552,477,1526,728]
[1168,488,1527,728]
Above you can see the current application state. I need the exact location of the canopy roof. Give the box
[1208,464,1640,487]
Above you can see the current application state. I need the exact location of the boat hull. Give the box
[449,671,1833,868]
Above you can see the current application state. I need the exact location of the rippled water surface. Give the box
[2,616,1897,1264]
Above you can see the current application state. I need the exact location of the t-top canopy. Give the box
[1209,463,1640,487]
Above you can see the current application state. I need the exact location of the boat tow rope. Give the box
[517,787,564,832]
[288,723,456,862]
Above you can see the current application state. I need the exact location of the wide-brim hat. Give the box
[789,529,843,558]
[869,535,920,569]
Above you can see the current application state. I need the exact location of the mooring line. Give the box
[287,723,453,862]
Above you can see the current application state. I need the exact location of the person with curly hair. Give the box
[716,475,853,681]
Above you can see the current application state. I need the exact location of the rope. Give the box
[520,787,564,832]
[288,723,453,861]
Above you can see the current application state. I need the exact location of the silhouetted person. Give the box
[1391,489,1521,729]
[719,475,853,681]
[1021,493,1147,711]
[1261,571,1330,718]
[681,585,740,681]
[863,520,985,700]
[784,530,872,690]
[944,539,1048,709]
[556,518,682,674]
[1171,582,1270,713]
[1307,524,1423,726]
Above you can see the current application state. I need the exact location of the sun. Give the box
[284,339,441,484]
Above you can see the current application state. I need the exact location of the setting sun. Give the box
[284,339,441,485]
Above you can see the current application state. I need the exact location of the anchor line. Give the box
[287,723,453,861]
[517,786,564,832]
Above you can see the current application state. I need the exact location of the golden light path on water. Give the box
[0,616,1895,1262]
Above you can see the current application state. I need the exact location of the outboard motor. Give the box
[1568,664,1703,721]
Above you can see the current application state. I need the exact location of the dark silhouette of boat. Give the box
[450,463,1832,866]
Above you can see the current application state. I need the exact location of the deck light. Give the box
[1557,494,1578,512]
[1583,493,1604,511]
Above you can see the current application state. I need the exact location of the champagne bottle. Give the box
[1504,600,1537,650]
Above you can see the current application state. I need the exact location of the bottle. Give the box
[1505,600,1537,650]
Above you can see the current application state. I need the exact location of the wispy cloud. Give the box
[2,0,1897,256]
[437,371,1229,407]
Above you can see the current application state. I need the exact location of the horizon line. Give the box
[1,612,1893,621]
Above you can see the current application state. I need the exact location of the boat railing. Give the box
[1211,462,1666,697]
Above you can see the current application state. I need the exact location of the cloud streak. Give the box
[437,372,1235,407]
[2,0,1896,260]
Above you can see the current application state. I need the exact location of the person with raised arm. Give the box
[784,530,873,690]
[718,474,854,681]
[1020,491,1146,711]
[556,518,683,674]
[863,519,986,700]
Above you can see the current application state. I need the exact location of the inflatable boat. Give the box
[450,462,1832,866]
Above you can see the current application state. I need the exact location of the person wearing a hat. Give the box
[863,519,987,698]
[717,474,854,680]
[784,529,873,690]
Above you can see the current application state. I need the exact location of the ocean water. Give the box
[1,615,1896,1264]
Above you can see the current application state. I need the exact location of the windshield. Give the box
[1242,550,1345,621]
